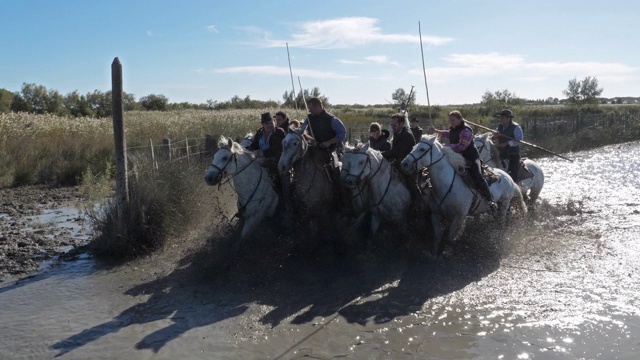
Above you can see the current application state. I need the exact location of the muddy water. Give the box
[1,141,640,359]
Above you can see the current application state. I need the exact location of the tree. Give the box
[562,76,603,106]
[391,87,416,110]
[0,88,13,113]
[11,83,64,115]
[64,90,94,117]
[282,87,329,110]
[139,94,169,111]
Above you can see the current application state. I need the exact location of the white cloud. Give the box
[338,59,365,65]
[364,55,400,67]
[262,17,453,49]
[213,65,355,79]
[410,52,638,83]
[207,25,218,33]
[146,30,153,37]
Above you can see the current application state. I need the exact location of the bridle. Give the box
[406,140,454,208]
[344,150,391,209]
[209,148,265,212]
[209,147,255,185]
[405,140,445,172]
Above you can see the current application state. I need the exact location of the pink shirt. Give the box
[439,127,474,153]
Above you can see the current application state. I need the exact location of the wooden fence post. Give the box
[150,138,157,170]
[163,139,171,161]
[112,57,128,221]
[186,137,190,164]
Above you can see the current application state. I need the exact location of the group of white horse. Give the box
[204,125,545,255]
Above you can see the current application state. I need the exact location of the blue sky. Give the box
[2,0,638,106]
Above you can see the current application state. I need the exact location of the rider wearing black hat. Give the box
[492,109,523,182]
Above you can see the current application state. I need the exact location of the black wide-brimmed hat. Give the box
[260,112,272,123]
[496,109,514,118]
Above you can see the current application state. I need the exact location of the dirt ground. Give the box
[0,186,89,281]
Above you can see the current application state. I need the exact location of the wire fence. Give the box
[346,111,640,144]
[124,135,220,177]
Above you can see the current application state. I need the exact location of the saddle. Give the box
[500,158,534,181]
[456,162,500,190]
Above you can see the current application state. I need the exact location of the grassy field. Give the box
[2,105,640,188]
[2,105,638,259]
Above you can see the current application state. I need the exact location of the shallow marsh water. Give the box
[1,141,639,359]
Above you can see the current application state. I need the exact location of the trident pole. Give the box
[464,119,574,162]
[297,76,315,139]
[418,21,432,123]
[286,42,298,110]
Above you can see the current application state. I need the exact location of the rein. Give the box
[211,148,256,186]
[408,140,453,207]
[211,148,267,213]
[344,151,384,200]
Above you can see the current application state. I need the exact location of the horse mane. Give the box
[488,136,501,163]
[423,134,466,168]
[440,146,467,169]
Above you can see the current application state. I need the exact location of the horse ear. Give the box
[362,142,370,151]
[227,138,233,148]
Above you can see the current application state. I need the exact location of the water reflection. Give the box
[1,141,640,359]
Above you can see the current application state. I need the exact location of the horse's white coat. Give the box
[204,136,278,239]
[401,135,527,255]
[342,143,413,235]
[474,133,545,203]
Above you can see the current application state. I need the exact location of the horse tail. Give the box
[511,185,528,218]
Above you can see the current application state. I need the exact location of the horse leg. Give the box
[443,214,466,253]
[241,213,263,239]
[430,212,443,256]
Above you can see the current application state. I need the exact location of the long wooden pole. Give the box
[464,119,574,162]
[418,21,432,123]
[297,76,315,139]
[111,57,129,221]
[286,42,298,110]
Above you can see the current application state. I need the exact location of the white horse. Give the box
[204,136,278,239]
[341,142,413,235]
[401,135,527,255]
[474,133,544,204]
[278,125,336,245]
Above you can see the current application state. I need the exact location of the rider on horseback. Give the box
[428,110,498,211]
[247,112,287,195]
[492,109,523,182]
[382,113,423,213]
[301,97,348,211]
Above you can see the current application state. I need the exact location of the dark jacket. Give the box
[382,126,416,162]
[307,110,337,146]
[278,120,290,133]
[369,132,391,151]
[410,125,423,143]
[448,122,479,161]
[248,126,286,161]
[496,121,521,157]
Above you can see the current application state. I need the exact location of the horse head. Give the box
[204,135,248,185]
[343,142,376,188]
[474,132,494,165]
[401,134,441,174]
[278,123,308,173]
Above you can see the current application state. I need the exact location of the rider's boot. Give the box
[479,181,498,213]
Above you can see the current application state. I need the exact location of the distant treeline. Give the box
[0,83,291,118]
